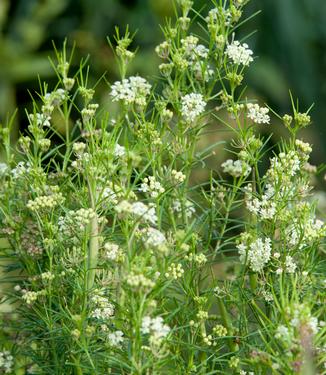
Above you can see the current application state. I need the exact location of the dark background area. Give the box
[0,0,325,163]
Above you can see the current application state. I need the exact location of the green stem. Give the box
[87,209,99,291]
[217,297,238,352]
[249,273,257,291]
[86,176,99,291]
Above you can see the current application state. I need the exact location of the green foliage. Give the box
[0,1,325,374]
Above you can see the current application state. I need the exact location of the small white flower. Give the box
[101,186,119,205]
[91,294,115,320]
[246,184,276,219]
[165,263,184,279]
[125,273,155,290]
[193,44,209,59]
[0,350,14,374]
[285,256,297,274]
[181,93,206,123]
[222,159,251,178]
[11,161,31,179]
[172,199,196,218]
[247,103,270,124]
[108,330,124,347]
[142,227,167,250]
[238,237,272,272]
[81,103,99,122]
[110,76,151,106]
[26,192,64,211]
[139,176,165,198]
[103,242,122,261]
[131,202,158,225]
[141,316,152,334]
[225,41,253,66]
[0,162,9,177]
[141,316,170,343]
[114,144,126,157]
[28,113,51,127]
[206,7,232,28]
[275,325,290,341]
[171,169,186,184]
[295,139,312,154]
[72,142,86,155]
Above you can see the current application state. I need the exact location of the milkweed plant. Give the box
[0,0,325,374]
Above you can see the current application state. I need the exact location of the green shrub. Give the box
[0,1,325,374]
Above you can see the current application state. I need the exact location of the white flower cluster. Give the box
[125,272,155,290]
[275,325,291,342]
[38,138,51,152]
[59,208,96,235]
[237,236,272,272]
[110,76,151,106]
[11,161,31,179]
[201,332,216,347]
[28,88,66,130]
[287,216,325,249]
[42,88,66,114]
[81,103,99,122]
[72,142,86,155]
[156,35,212,81]
[155,41,170,59]
[221,159,251,178]
[192,61,214,82]
[139,176,165,198]
[21,290,45,305]
[0,350,14,374]
[29,271,55,283]
[165,263,184,279]
[115,200,157,225]
[196,310,208,320]
[245,183,276,220]
[0,163,8,177]
[304,218,325,242]
[240,371,254,375]
[268,150,301,179]
[181,93,206,123]
[141,316,170,345]
[103,242,123,261]
[28,113,51,127]
[276,304,319,346]
[181,35,209,60]
[225,41,253,66]
[295,139,312,154]
[289,304,319,334]
[91,293,115,320]
[113,144,126,157]
[247,103,270,124]
[185,253,207,266]
[99,182,124,207]
[245,141,317,237]
[71,150,91,171]
[107,330,124,347]
[100,188,117,207]
[171,169,186,184]
[285,255,297,274]
[141,227,167,251]
[206,7,232,29]
[40,271,55,282]
[172,199,196,219]
[26,192,64,211]
[213,324,228,337]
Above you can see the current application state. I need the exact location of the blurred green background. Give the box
[0,0,325,164]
